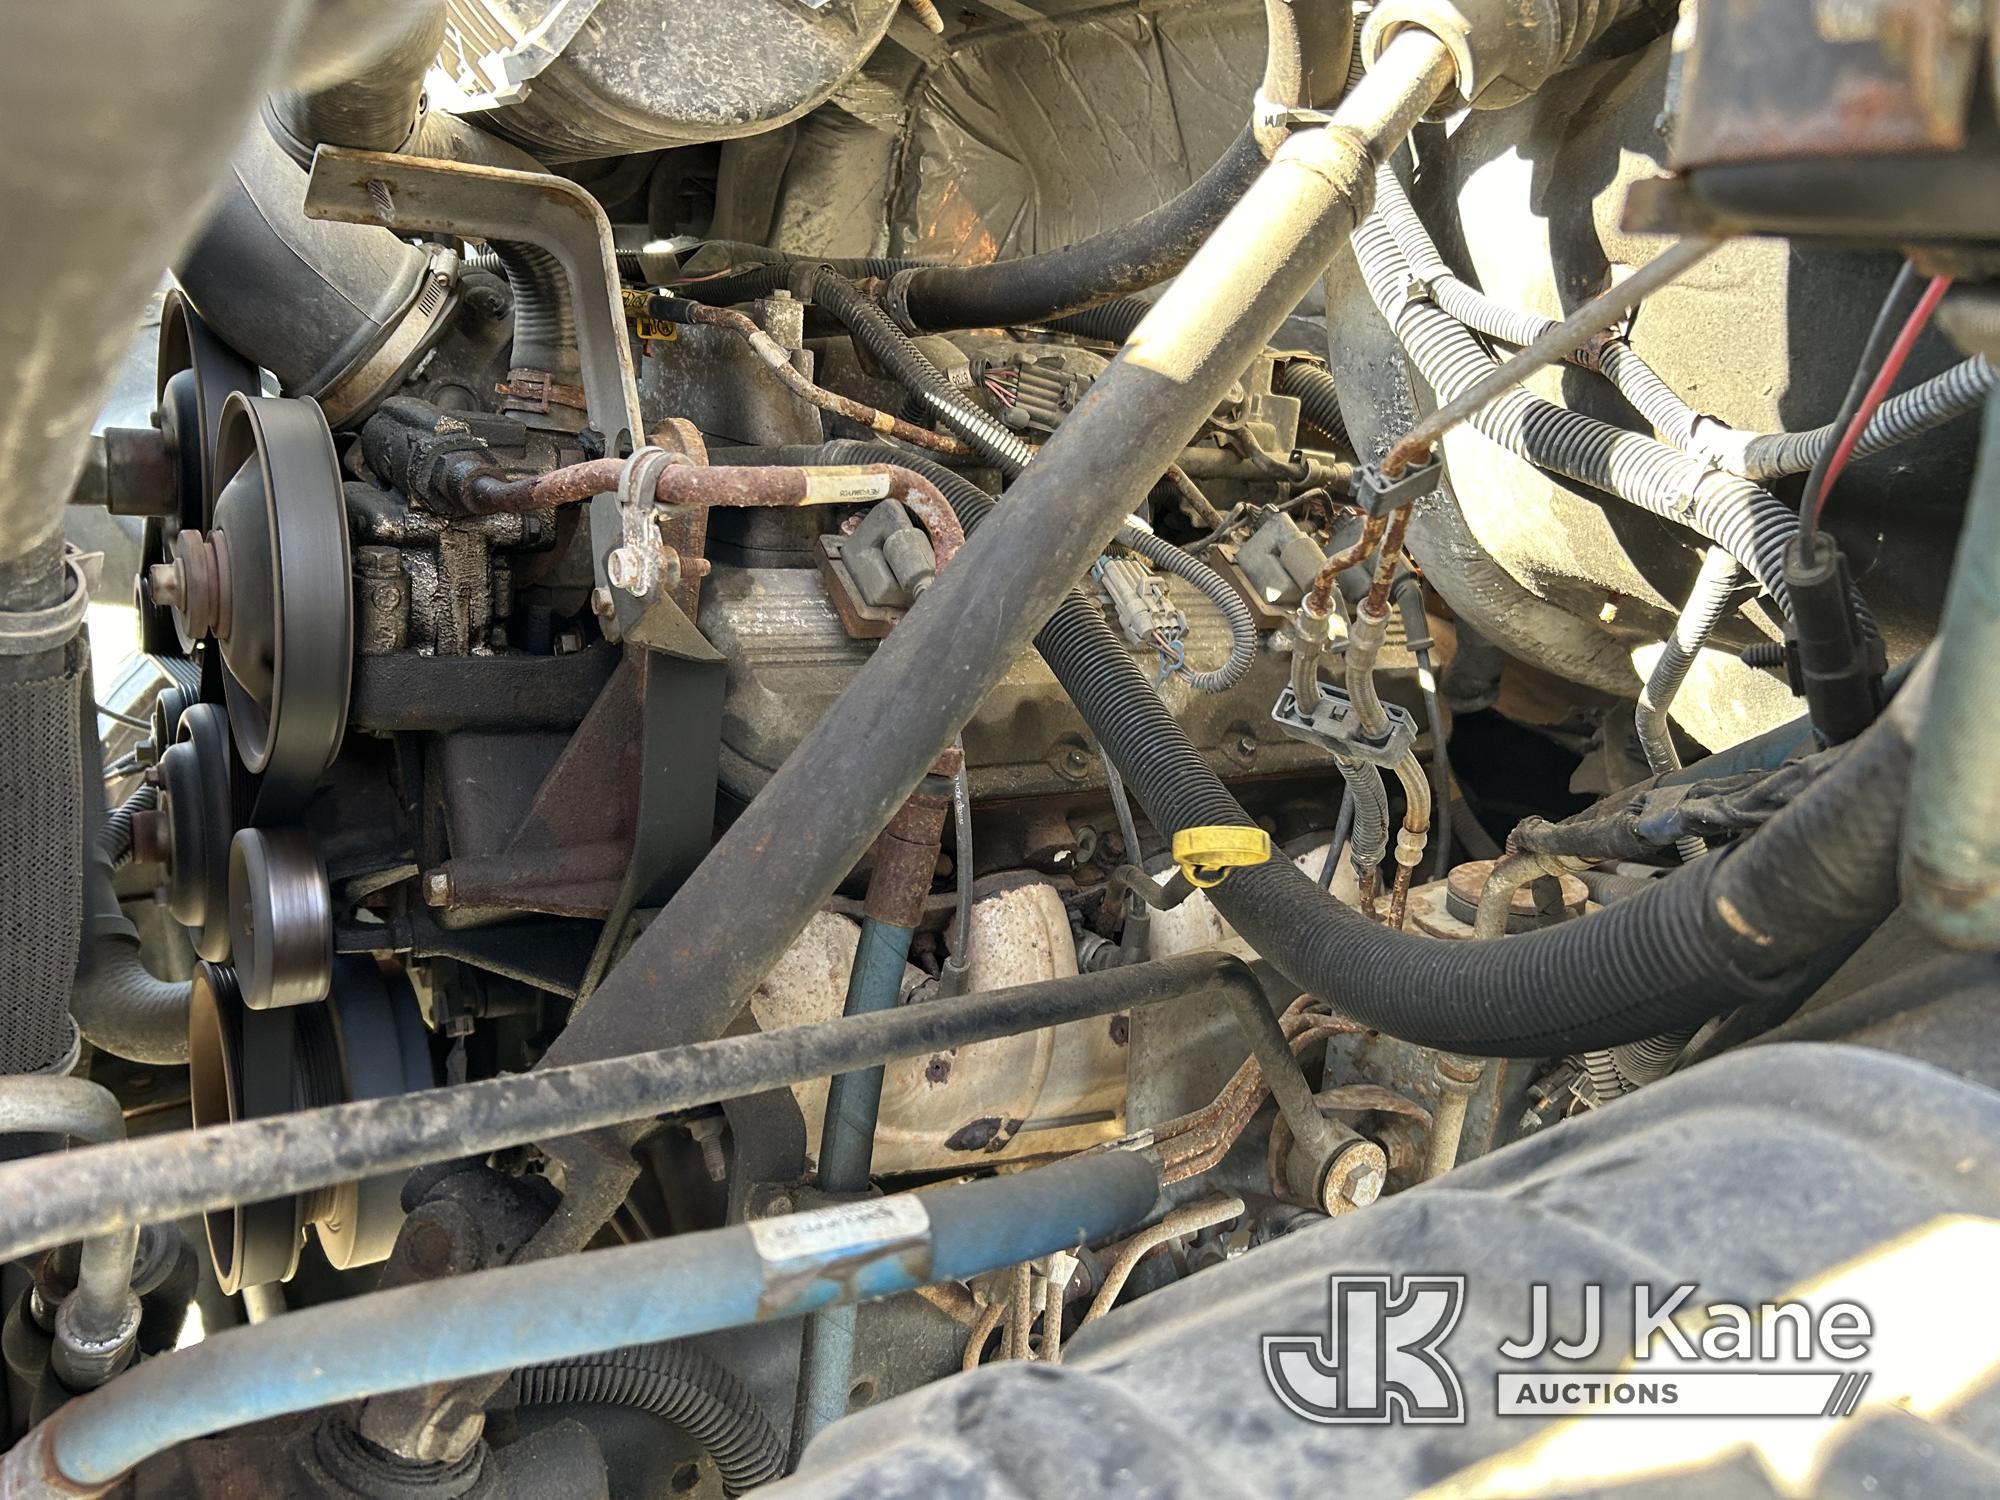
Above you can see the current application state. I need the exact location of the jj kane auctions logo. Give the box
[1264,1276,1874,1424]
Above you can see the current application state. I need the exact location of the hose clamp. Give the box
[883,268,923,335]
[0,547,95,656]
[1171,826,1274,889]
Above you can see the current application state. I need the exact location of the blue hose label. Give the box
[749,1196,933,1315]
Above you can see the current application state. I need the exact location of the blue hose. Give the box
[796,917,919,1448]
[23,1151,1161,1490]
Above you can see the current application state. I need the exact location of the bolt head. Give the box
[605,545,650,595]
[424,871,452,907]
[1321,1139,1389,1214]
[146,562,182,608]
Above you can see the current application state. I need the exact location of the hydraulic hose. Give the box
[1254,0,1358,156]
[690,135,1272,332]
[8,1152,1162,1494]
[98,784,156,866]
[1362,167,1857,627]
[682,0,1349,330]
[1903,385,2000,947]
[753,440,1910,1061]
[513,1342,784,1496]
[1034,557,1932,1056]
[491,242,581,385]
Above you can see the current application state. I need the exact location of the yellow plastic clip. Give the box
[622,288,678,343]
[1171,826,1274,889]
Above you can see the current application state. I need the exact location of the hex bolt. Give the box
[423,871,454,908]
[605,546,650,596]
[686,1116,728,1183]
[1322,1138,1389,1213]
[589,587,616,620]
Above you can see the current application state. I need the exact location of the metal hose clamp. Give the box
[883,268,924,335]
[0,547,94,656]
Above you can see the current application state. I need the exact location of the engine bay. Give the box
[4,0,2000,1494]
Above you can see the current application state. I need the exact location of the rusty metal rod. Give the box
[644,297,973,457]
[1303,512,1386,617]
[1382,235,1721,476]
[471,459,965,566]
[0,953,1257,1271]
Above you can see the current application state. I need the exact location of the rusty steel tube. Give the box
[1303,512,1387,617]
[473,459,966,565]
[648,298,972,457]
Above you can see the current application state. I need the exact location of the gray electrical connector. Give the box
[1093,556,1185,648]
[844,500,938,609]
[1237,511,1329,607]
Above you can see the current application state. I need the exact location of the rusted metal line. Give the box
[1381,234,1722,476]
[663,300,972,457]
[1361,505,1413,619]
[473,460,966,566]
[1303,512,1386,617]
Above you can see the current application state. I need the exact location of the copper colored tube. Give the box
[1385,863,1416,930]
[1303,512,1386,616]
[473,460,966,566]
[1361,506,1413,619]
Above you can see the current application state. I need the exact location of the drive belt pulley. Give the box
[149,393,353,822]
[141,290,257,658]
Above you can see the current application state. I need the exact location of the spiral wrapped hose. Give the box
[1275,361,1352,450]
[513,1342,784,1496]
[1362,167,1868,627]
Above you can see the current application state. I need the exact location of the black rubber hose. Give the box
[1041,593,1923,1054]
[514,1342,784,1496]
[896,130,1270,331]
[726,439,1917,1055]
[682,132,1268,334]
[99,784,157,866]
[492,242,580,385]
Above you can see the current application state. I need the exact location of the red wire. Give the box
[1813,275,1952,524]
